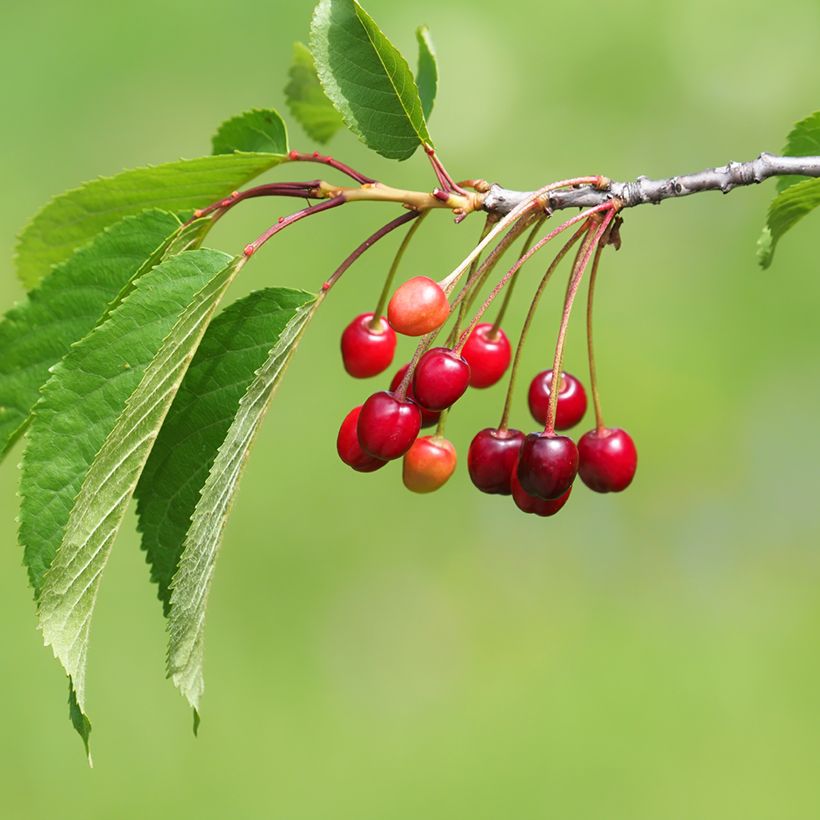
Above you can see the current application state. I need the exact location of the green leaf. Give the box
[285,41,345,144]
[15,153,283,289]
[68,682,92,765]
[0,210,182,459]
[758,177,820,268]
[310,0,432,160]
[136,286,316,615]
[212,109,289,156]
[776,111,820,193]
[158,292,320,712]
[415,26,438,122]
[21,248,242,737]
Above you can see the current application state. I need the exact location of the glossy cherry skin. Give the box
[336,406,388,472]
[412,347,471,411]
[527,370,587,430]
[511,466,572,516]
[403,436,457,493]
[461,323,512,388]
[578,427,637,493]
[357,391,421,460]
[467,427,525,495]
[340,313,396,378]
[517,433,578,500]
[390,364,440,428]
[387,276,450,336]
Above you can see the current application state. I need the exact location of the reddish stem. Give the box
[424,145,467,196]
[543,209,616,435]
[322,210,420,293]
[190,181,322,223]
[243,195,346,257]
[287,150,376,185]
[452,203,613,353]
[585,229,613,434]
[497,226,588,432]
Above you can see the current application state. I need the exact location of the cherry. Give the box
[340,312,396,378]
[402,436,457,493]
[527,370,587,430]
[390,364,440,428]
[467,427,524,495]
[511,465,572,516]
[412,347,471,411]
[517,433,578,500]
[461,323,511,388]
[578,427,637,493]
[387,276,450,336]
[336,406,387,472]
[357,391,421,460]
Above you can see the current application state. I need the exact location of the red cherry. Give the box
[412,347,470,411]
[340,313,396,378]
[467,427,524,495]
[527,370,587,430]
[578,427,637,493]
[517,433,578,500]
[357,391,421,460]
[511,465,572,516]
[461,323,511,388]
[402,436,457,493]
[390,365,440,428]
[336,407,387,472]
[387,276,450,336]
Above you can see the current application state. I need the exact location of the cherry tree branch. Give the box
[482,154,820,216]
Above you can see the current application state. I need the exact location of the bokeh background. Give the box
[2,0,819,817]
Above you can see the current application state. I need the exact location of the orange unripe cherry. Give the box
[387,276,450,336]
[402,435,457,493]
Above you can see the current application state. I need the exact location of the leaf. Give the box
[285,41,345,144]
[776,111,820,193]
[21,248,242,734]
[757,177,820,268]
[0,210,182,459]
[162,293,320,712]
[310,0,432,160]
[211,109,289,156]
[136,286,316,614]
[415,26,438,122]
[15,153,283,289]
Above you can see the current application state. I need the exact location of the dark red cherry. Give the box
[467,427,524,495]
[511,465,572,516]
[340,312,396,378]
[390,364,440,428]
[527,370,587,430]
[517,433,578,500]
[387,276,450,336]
[357,391,421,460]
[461,323,511,388]
[403,436,457,493]
[578,427,637,493]
[412,347,470,411]
[336,406,387,472]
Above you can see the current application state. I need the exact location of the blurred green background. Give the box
[2,0,820,817]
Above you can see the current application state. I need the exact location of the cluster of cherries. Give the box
[336,275,637,517]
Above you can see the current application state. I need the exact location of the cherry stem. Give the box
[369,210,430,323]
[452,202,613,355]
[287,150,376,185]
[190,181,322,223]
[497,226,588,432]
[445,215,496,347]
[322,210,421,293]
[435,407,449,438]
[489,216,547,336]
[243,194,346,257]
[586,225,614,434]
[543,208,616,435]
[438,176,605,295]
